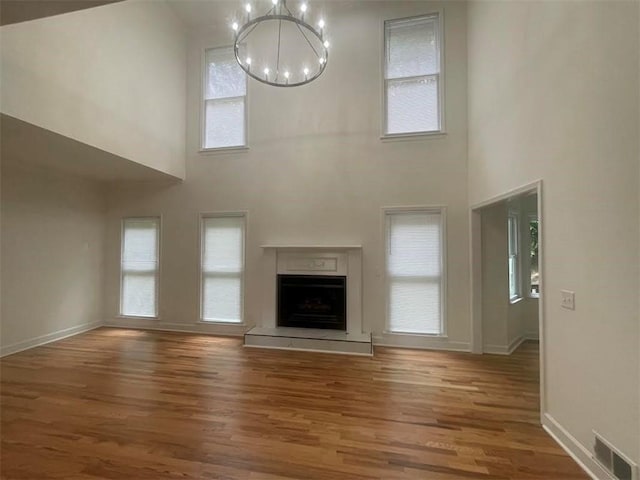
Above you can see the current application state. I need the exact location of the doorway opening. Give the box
[470,181,545,420]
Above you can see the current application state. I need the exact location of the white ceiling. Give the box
[166,0,241,29]
[165,0,352,30]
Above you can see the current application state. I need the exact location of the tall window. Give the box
[120,217,160,317]
[529,216,539,296]
[203,46,247,149]
[385,209,444,335]
[201,214,246,323]
[384,13,442,136]
[508,214,521,301]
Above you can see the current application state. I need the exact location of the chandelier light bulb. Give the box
[319,57,325,65]
[263,67,270,75]
[324,40,330,48]
[303,67,309,75]
[245,3,252,13]
[231,22,239,31]
[272,0,278,4]
[318,19,325,29]
[246,57,252,67]
[284,71,290,78]
[300,3,307,12]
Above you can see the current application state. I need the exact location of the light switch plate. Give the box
[561,290,575,310]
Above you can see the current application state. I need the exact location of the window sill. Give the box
[199,146,249,155]
[509,297,524,305]
[197,320,246,326]
[383,330,447,339]
[117,315,159,320]
[381,130,447,142]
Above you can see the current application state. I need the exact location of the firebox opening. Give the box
[277,274,347,330]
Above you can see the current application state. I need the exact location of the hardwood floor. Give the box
[1,328,586,480]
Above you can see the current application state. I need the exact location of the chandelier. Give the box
[231,0,329,87]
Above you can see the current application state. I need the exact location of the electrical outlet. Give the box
[561,290,575,310]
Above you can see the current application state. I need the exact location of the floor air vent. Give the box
[593,431,637,480]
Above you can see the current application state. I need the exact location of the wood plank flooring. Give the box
[1,328,587,479]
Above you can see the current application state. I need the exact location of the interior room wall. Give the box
[468,0,639,472]
[0,0,187,179]
[1,163,106,355]
[519,194,539,339]
[480,201,509,352]
[505,195,539,348]
[104,0,471,349]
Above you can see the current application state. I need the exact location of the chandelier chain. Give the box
[276,18,282,77]
[293,19,320,58]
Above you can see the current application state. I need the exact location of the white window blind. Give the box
[508,214,521,301]
[120,218,159,317]
[384,14,441,135]
[386,210,444,334]
[203,46,247,149]
[201,215,245,323]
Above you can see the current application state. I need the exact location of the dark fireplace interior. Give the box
[277,274,346,330]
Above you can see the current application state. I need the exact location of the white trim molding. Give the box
[373,333,469,352]
[483,335,526,355]
[381,205,448,337]
[0,321,103,358]
[381,11,445,137]
[105,318,248,337]
[542,413,611,480]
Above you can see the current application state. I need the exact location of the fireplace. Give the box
[277,274,347,330]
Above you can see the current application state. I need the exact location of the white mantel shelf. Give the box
[261,245,362,249]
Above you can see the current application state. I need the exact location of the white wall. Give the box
[0,0,187,179]
[468,0,639,471]
[104,1,471,349]
[481,202,509,351]
[1,163,106,355]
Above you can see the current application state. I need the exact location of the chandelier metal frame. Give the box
[233,1,329,88]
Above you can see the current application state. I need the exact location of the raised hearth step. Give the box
[244,327,372,356]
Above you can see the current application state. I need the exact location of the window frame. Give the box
[508,212,522,303]
[382,206,447,337]
[119,216,161,319]
[200,46,249,153]
[198,211,247,325]
[381,11,445,140]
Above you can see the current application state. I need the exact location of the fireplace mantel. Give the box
[258,245,364,336]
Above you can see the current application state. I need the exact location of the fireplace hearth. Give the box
[277,274,346,330]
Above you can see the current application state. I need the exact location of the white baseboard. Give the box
[372,334,470,352]
[104,318,247,337]
[483,344,510,354]
[542,412,611,480]
[484,335,526,355]
[484,333,540,355]
[0,321,103,357]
